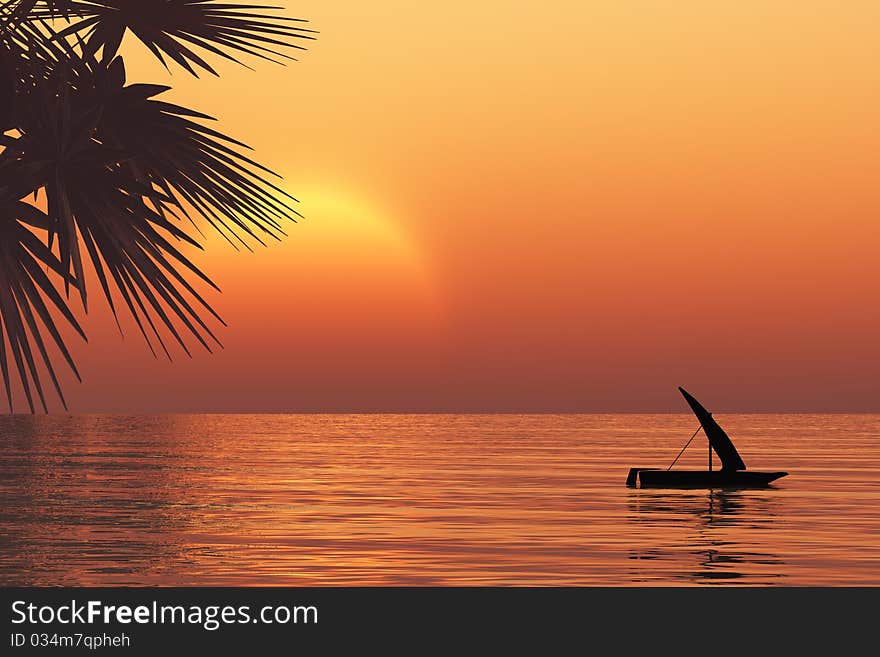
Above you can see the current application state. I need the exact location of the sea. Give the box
[1,414,877,586]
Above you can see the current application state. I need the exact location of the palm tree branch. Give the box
[25,1,315,75]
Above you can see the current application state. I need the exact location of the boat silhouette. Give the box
[626,387,788,488]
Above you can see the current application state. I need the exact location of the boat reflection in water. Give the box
[627,488,785,584]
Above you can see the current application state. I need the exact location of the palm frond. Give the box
[1,12,80,131]
[96,57,298,248]
[1,1,310,412]
[0,194,85,412]
[69,165,226,359]
[2,1,78,21]
[0,44,13,130]
[27,0,316,75]
[3,49,228,362]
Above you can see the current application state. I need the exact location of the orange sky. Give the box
[51,1,880,411]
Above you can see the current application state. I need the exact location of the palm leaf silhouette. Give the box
[0,0,309,411]
[95,56,298,247]
[0,193,85,412]
[3,1,77,20]
[26,0,316,74]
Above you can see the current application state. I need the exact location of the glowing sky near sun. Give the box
[57,1,880,411]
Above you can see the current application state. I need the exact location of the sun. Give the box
[198,181,443,342]
[282,182,431,279]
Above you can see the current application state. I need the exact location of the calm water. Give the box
[1,414,878,586]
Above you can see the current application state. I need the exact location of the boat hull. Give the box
[627,468,787,489]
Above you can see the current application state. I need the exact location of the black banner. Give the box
[1,587,875,653]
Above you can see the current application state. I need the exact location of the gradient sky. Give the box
[54,1,880,411]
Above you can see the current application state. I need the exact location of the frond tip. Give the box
[0,197,86,413]
[27,0,317,75]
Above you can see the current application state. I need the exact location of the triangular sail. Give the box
[678,387,746,471]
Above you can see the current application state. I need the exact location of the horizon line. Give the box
[3,410,879,416]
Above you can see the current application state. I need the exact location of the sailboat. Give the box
[626,387,788,488]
